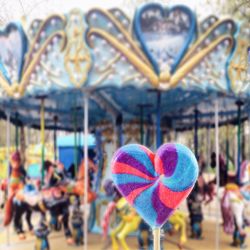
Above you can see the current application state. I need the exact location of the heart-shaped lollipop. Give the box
[134,4,196,74]
[111,143,198,228]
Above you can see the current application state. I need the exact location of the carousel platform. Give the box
[0,219,250,250]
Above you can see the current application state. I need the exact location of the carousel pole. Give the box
[94,130,103,192]
[73,108,78,177]
[15,112,19,151]
[248,113,250,157]
[146,114,152,147]
[236,100,243,184]
[194,108,199,159]
[147,89,161,147]
[214,99,220,250]
[53,116,58,161]
[139,105,144,145]
[138,104,152,145]
[6,111,10,246]
[116,114,123,147]
[206,125,211,169]
[226,123,229,183]
[27,126,31,147]
[173,120,177,141]
[234,127,238,174]
[206,125,211,216]
[40,98,45,186]
[156,91,162,148]
[83,92,89,250]
[242,120,246,163]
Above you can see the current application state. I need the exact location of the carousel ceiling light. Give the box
[227,23,232,30]
[52,36,58,44]
[27,84,34,92]
[121,56,126,62]
[34,43,39,49]
[43,70,48,77]
[40,31,46,38]
[33,21,39,28]
[108,74,114,79]
[122,19,128,25]
[214,29,220,36]
[223,40,230,46]
[46,44,52,52]
[205,39,210,45]
[35,65,40,72]
[128,65,134,70]
[51,19,56,26]
[91,13,97,20]
[41,54,46,61]
[118,33,123,40]
[203,23,209,29]
[108,22,113,29]
[30,73,36,80]
[101,39,106,45]
[110,47,116,53]
[210,17,216,23]
[125,43,131,48]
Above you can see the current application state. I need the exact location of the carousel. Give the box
[0,1,249,250]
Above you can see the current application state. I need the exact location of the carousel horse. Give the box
[3,159,97,243]
[221,183,250,248]
[2,151,34,239]
[102,181,187,250]
[102,180,141,250]
[63,158,98,202]
[221,161,250,248]
[110,197,141,250]
[102,179,122,249]
[168,211,187,249]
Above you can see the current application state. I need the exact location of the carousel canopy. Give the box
[0,2,248,131]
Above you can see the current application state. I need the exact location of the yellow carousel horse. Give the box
[110,197,141,250]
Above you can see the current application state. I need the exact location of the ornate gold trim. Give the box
[64,9,92,88]
[122,73,141,85]
[180,18,235,66]
[228,26,249,92]
[164,36,234,89]
[0,73,13,96]
[87,28,159,87]
[21,31,67,96]
[87,8,151,66]
[24,14,66,71]
[96,54,121,74]
[92,69,114,86]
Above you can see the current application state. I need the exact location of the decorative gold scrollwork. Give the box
[64,9,92,88]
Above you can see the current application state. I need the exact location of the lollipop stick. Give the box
[153,228,161,250]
